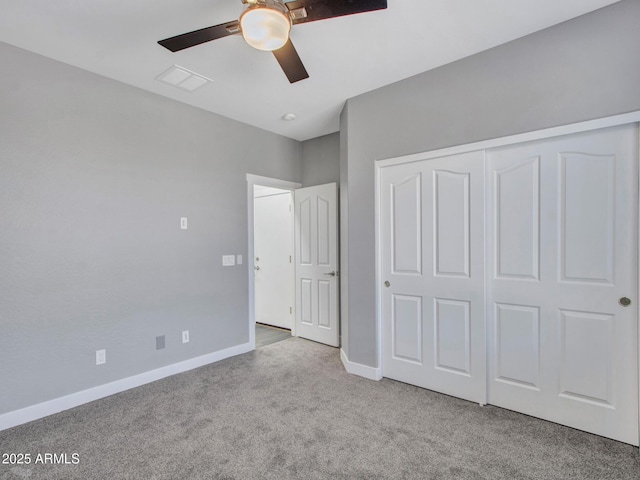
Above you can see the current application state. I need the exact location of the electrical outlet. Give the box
[96,349,106,365]
[182,330,190,344]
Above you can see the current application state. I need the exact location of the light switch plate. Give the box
[236,254,243,265]
[96,349,106,365]
[222,255,235,266]
[180,217,188,230]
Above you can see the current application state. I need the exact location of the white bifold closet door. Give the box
[380,124,639,445]
[380,150,487,404]
[486,125,638,445]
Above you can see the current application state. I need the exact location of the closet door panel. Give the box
[487,124,638,445]
[381,151,486,404]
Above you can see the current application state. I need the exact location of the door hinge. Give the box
[290,306,292,314]
[289,255,292,263]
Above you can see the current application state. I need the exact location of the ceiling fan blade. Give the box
[158,20,240,52]
[272,39,309,83]
[286,0,387,25]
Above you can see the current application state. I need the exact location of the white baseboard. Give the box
[340,348,382,381]
[0,342,253,432]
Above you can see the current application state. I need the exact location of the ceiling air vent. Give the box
[155,65,212,92]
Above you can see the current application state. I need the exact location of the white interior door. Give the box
[380,151,487,404]
[486,125,638,445]
[254,189,293,329]
[294,183,339,347]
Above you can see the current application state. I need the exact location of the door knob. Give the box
[324,271,337,277]
[619,297,631,307]
[384,281,390,288]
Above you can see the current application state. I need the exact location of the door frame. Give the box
[375,110,640,445]
[247,174,301,350]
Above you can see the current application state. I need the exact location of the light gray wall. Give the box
[301,132,340,187]
[341,0,640,367]
[0,42,301,415]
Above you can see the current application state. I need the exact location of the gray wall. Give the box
[0,42,302,414]
[341,0,640,367]
[301,132,340,187]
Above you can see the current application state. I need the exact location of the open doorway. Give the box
[247,175,301,349]
[247,175,340,350]
[253,185,293,347]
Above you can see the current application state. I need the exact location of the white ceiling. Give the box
[1,0,620,141]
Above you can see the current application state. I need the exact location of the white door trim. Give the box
[375,114,640,446]
[246,174,301,350]
[377,111,640,168]
[637,125,640,448]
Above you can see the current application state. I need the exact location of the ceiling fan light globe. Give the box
[240,6,291,51]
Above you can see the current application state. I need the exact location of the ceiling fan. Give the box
[158,0,388,84]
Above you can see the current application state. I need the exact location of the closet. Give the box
[379,124,639,445]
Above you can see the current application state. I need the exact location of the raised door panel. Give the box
[494,157,540,280]
[391,173,422,275]
[433,171,469,277]
[494,303,540,389]
[559,310,613,407]
[559,153,614,284]
[299,197,312,266]
[318,280,331,328]
[300,278,313,326]
[317,196,331,266]
[392,294,423,364]
[434,299,470,375]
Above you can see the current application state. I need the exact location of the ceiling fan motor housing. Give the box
[240,0,292,51]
